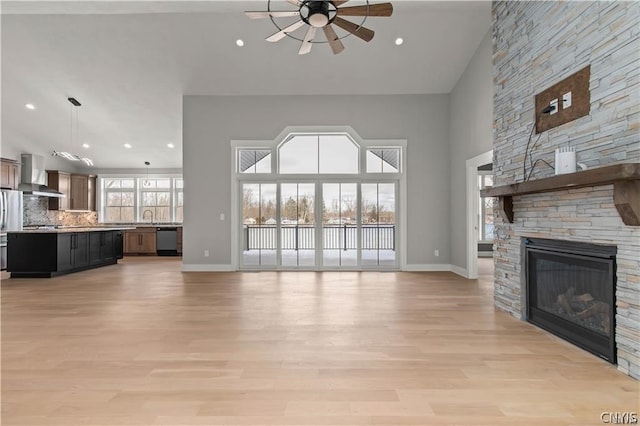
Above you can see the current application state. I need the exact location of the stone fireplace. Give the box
[491,2,639,379]
[490,185,639,379]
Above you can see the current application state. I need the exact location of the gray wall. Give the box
[183,94,451,267]
[449,31,494,271]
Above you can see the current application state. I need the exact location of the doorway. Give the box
[240,180,398,270]
[465,150,493,279]
[232,127,405,271]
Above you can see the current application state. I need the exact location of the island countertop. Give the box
[11,227,136,234]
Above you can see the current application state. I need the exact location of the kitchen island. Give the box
[7,227,134,278]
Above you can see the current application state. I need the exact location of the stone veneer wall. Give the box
[23,196,97,227]
[492,1,640,379]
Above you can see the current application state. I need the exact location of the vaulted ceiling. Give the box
[1,1,491,168]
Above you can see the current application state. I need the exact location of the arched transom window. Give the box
[237,132,402,176]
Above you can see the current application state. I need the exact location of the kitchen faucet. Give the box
[142,209,154,223]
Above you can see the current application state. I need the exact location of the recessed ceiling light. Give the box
[124,143,132,149]
[25,103,36,110]
[236,39,245,47]
[82,143,90,148]
[167,143,175,148]
[395,37,404,46]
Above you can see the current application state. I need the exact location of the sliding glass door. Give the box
[240,181,397,270]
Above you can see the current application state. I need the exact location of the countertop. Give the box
[106,223,183,228]
[11,227,136,234]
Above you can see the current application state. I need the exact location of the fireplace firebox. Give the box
[524,237,617,363]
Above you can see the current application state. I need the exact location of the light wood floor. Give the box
[2,258,638,425]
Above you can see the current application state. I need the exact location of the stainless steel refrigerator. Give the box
[1,189,23,270]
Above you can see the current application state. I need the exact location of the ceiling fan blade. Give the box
[299,26,317,55]
[337,3,393,17]
[245,11,300,19]
[286,0,302,6]
[323,24,345,54]
[332,17,375,42]
[266,20,306,42]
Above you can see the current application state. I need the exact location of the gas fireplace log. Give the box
[557,287,576,313]
[577,301,609,319]
[573,293,594,303]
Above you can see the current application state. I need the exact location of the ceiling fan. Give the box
[245,0,393,55]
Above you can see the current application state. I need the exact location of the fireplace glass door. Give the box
[525,238,616,363]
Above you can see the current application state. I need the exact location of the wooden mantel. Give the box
[480,163,640,226]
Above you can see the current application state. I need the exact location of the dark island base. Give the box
[7,230,124,279]
[10,259,119,278]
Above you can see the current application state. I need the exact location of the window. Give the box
[238,149,271,173]
[366,148,400,173]
[478,174,494,241]
[103,178,135,222]
[279,134,359,174]
[99,176,183,223]
[140,178,171,222]
[175,178,184,222]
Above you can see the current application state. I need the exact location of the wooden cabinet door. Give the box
[124,231,140,254]
[88,176,97,211]
[1,160,19,190]
[70,174,89,210]
[176,227,183,254]
[47,171,71,210]
[139,232,157,254]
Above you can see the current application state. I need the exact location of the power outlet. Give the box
[434,249,440,257]
[204,249,210,257]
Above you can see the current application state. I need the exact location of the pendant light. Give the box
[52,97,94,166]
[143,161,151,187]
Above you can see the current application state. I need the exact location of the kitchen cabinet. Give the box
[47,172,96,211]
[1,158,20,190]
[124,227,157,255]
[57,232,89,271]
[47,171,71,211]
[114,230,124,259]
[7,229,123,278]
[88,175,97,211]
[89,231,114,265]
[70,174,89,210]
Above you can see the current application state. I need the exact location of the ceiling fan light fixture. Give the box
[247,0,393,54]
[309,12,329,28]
[306,1,330,28]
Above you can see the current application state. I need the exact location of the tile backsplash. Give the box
[23,196,98,227]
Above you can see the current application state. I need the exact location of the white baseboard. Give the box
[403,264,453,272]
[450,265,469,278]
[181,264,234,272]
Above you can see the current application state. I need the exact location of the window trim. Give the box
[230,125,407,271]
[478,172,494,243]
[97,173,183,224]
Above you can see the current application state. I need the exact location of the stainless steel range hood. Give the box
[17,154,65,198]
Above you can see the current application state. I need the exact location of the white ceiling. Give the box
[1,1,491,169]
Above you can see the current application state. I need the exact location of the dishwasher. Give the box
[156,227,179,256]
